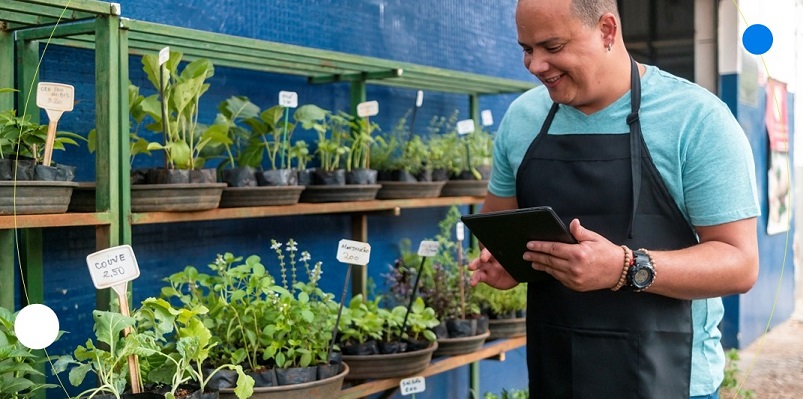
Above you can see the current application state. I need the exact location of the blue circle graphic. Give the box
[742,24,773,55]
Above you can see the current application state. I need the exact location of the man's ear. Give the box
[598,12,618,45]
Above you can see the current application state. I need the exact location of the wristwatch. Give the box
[627,249,655,291]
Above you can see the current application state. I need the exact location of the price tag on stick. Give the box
[278,91,298,108]
[481,109,494,127]
[357,100,379,118]
[417,240,439,257]
[85,245,142,392]
[329,239,372,364]
[456,119,475,136]
[400,240,440,340]
[36,82,74,166]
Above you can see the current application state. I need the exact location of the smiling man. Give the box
[468,0,760,398]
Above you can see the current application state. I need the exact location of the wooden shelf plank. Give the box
[338,336,526,399]
[0,212,114,229]
[130,196,484,225]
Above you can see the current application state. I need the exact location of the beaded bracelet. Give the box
[611,245,632,291]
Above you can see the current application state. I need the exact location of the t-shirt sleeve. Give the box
[681,106,760,226]
[488,111,517,197]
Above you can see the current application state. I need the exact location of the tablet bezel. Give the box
[461,206,577,283]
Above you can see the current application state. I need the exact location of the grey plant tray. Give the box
[488,317,527,340]
[375,181,446,199]
[69,182,226,212]
[434,331,490,357]
[0,180,77,215]
[342,342,437,380]
[219,185,305,208]
[219,363,349,399]
[439,179,489,197]
[299,184,380,203]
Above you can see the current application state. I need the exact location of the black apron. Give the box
[515,58,697,398]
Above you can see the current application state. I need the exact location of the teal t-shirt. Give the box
[490,65,760,395]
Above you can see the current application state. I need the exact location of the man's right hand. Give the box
[468,248,519,290]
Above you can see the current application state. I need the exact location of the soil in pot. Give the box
[433,321,449,339]
[312,169,346,185]
[378,340,408,354]
[345,168,378,185]
[204,366,240,390]
[403,338,433,352]
[0,158,35,180]
[341,340,379,356]
[221,166,257,187]
[34,164,75,181]
[275,366,317,386]
[414,169,432,182]
[296,168,314,185]
[256,168,297,186]
[248,366,278,387]
[131,168,149,185]
[317,359,342,380]
[431,168,450,181]
[446,318,477,338]
[147,168,217,184]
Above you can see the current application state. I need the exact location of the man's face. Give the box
[516,0,607,113]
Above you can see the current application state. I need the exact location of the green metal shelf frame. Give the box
[0,0,124,314]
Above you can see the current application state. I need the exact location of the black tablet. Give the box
[461,206,577,283]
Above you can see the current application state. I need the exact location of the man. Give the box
[468,0,759,398]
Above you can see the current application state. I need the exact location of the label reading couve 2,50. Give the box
[85,245,141,289]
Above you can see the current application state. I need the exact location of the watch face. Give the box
[634,268,652,287]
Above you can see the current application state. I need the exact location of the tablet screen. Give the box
[461,206,577,283]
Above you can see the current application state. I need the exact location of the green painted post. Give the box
[0,231,14,310]
[470,362,481,399]
[94,15,122,311]
[0,29,15,311]
[117,19,132,246]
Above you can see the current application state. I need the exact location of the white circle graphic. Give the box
[14,304,59,350]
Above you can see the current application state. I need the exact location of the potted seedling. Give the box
[345,114,379,185]
[337,295,439,380]
[0,87,84,214]
[384,207,489,355]
[140,50,229,185]
[55,304,255,399]
[471,283,528,340]
[215,95,261,187]
[160,240,348,396]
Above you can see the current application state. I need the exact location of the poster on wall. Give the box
[765,78,791,235]
[767,151,792,235]
[765,78,789,152]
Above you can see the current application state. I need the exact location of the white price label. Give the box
[456,222,465,241]
[400,376,426,395]
[417,240,439,257]
[456,119,475,135]
[36,83,74,112]
[415,90,424,107]
[356,100,379,117]
[279,91,298,108]
[86,245,140,289]
[336,239,371,266]
[481,109,494,126]
[158,46,170,66]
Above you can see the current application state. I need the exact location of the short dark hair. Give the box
[571,0,620,27]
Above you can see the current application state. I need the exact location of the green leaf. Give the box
[68,363,93,386]
[219,96,259,122]
[301,310,314,323]
[93,310,135,348]
[233,366,255,399]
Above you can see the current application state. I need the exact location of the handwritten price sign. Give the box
[417,240,439,257]
[336,239,371,266]
[36,83,74,112]
[85,245,140,289]
[456,119,475,135]
[279,91,298,108]
[400,376,426,395]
